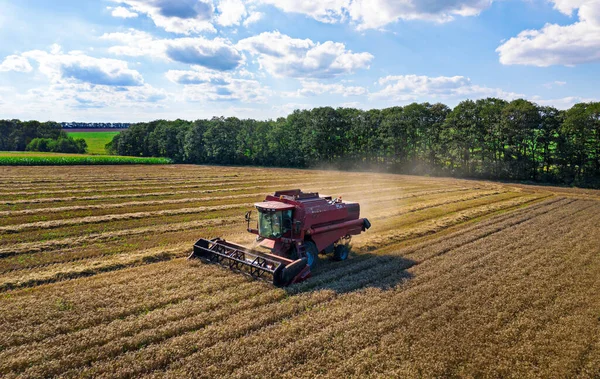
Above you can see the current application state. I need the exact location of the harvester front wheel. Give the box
[333,244,349,261]
[304,241,319,268]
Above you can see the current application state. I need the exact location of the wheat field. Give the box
[0,165,599,378]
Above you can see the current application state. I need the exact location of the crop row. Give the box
[0,196,562,348]
[0,191,528,287]
[0,177,408,206]
[0,198,585,377]
[73,201,599,378]
[0,182,471,217]
[0,179,430,224]
[0,184,478,248]
[0,175,348,198]
[155,201,600,379]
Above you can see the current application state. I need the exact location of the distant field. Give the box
[65,130,120,155]
[0,151,171,165]
[0,165,598,377]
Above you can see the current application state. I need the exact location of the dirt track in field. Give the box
[0,165,598,378]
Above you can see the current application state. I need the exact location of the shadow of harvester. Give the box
[285,251,416,295]
[190,239,415,295]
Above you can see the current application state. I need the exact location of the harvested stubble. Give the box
[0,165,598,379]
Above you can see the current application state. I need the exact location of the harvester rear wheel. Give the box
[304,241,319,268]
[333,244,349,261]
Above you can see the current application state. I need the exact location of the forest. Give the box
[107,98,600,188]
[0,120,87,154]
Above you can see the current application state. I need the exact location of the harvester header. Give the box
[190,189,371,286]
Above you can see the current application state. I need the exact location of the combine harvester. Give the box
[189,189,371,287]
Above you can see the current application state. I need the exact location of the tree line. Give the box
[106,99,600,188]
[0,120,87,154]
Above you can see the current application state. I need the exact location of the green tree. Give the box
[183,120,209,163]
[442,100,479,175]
[501,99,541,179]
[559,102,599,184]
[203,117,240,164]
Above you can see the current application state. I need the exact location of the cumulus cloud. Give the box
[166,68,271,102]
[531,95,596,109]
[497,0,600,66]
[1,47,144,88]
[272,102,312,116]
[109,6,139,18]
[543,80,567,89]
[2,49,165,112]
[216,0,247,26]
[243,11,263,26]
[0,55,33,72]
[257,0,493,29]
[551,0,590,14]
[182,79,271,102]
[109,0,215,34]
[17,82,167,112]
[165,69,228,85]
[102,30,244,71]
[237,31,373,78]
[286,80,368,97]
[371,74,522,102]
[108,0,260,32]
[165,38,243,70]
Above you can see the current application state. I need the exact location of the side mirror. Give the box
[245,210,253,230]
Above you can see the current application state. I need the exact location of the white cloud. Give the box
[166,68,271,102]
[109,0,216,34]
[217,0,247,26]
[531,95,596,109]
[497,0,600,66]
[165,68,228,84]
[551,0,590,15]
[100,30,156,57]
[287,80,368,97]
[50,43,62,55]
[543,80,567,89]
[0,55,33,72]
[338,101,363,108]
[109,6,139,18]
[102,30,244,71]
[165,37,243,70]
[272,102,312,116]
[182,79,271,102]
[237,31,373,78]
[257,0,494,29]
[257,0,347,24]
[243,11,263,26]
[371,74,523,102]
[15,82,167,113]
[0,46,167,116]
[18,48,144,86]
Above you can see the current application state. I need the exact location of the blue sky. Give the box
[0,0,598,122]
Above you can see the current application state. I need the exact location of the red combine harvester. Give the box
[189,189,371,287]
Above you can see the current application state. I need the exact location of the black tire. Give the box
[304,241,319,268]
[323,244,334,255]
[333,244,349,261]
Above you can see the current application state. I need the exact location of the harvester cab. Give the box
[189,189,371,287]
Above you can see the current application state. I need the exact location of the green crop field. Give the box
[0,151,171,165]
[65,131,120,155]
